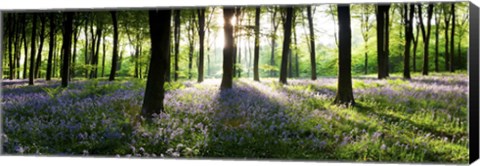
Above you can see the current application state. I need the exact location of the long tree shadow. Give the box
[201,80,340,160]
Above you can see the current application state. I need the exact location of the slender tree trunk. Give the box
[385,5,390,77]
[61,12,74,87]
[84,17,89,78]
[72,20,81,80]
[46,13,55,80]
[8,14,14,80]
[404,4,414,79]
[35,14,46,78]
[413,23,419,72]
[29,14,38,85]
[188,14,194,80]
[220,8,235,90]
[173,10,181,81]
[307,6,317,80]
[435,7,439,72]
[376,5,385,79]
[418,4,434,75]
[253,7,261,81]
[198,8,206,83]
[22,15,28,79]
[270,8,278,77]
[450,3,455,72]
[279,7,293,84]
[334,5,355,106]
[444,5,451,71]
[141,10,171,119]
[102,35,106,77]
[109,11,119,81]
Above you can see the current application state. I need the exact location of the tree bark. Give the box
[220,8,235,90]
[174,10,181,81]
[109,11,119,81]
[279,7,293,84]
[141,9,171,119]
[61,12,74,87]
[198,8,206,83]
[46,13,55,80]
[22,14,28,79]
[403,4,414,79]
[434,6,439,72]
[253,7,261,81]
[307,6,317,80]
[334,5,355,106]
[418,4,434,75]
[450,3,455,72]
[35,14,46,78]
[29,14,38,85]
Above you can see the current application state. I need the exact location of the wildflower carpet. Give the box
[1,73,468,163]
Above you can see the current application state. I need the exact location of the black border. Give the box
[469,1,479,164]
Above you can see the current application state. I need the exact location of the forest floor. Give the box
[1,73,468,163]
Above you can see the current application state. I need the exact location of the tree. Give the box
[109,11,119,81]
[173,10,181,81]
[7,14,14,80]
[46,13,55,80]
[35,14,46,78]
[412,22,419,72]
[434,5,440,72]
[220,8,235,90]
[334,4,355,106]
[197,8,206,83]
[22,14,28,79]
[418,3,434,75]
[141,9,171,119]
[269,7,280,77]
[449,3,455,72]
[307,6,317,80]
[403,4,414,79]
[61,12,74,88]
[29,14,38,85]
[253,7,261,81]
[279,7,293,84]
[359,4,374,75]
[376,4,390,79]
[443,4,451,71]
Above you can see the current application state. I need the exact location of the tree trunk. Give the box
[253,7,261,81]
[198,8,206,83]
[29,14,38,85]
[270,8,278,77]
[35,14,46,78]
[404,4,414,79]
[188,14,194,80]
[109,11,119,81]
[8,14,14,80]
[450,3,455,72]
[174,10,181,81]
[141,10,171,119]
[334,5,355,106]
[71,19,80,80]
[279,7,293,84]
[435,6,439,72]
[46,13,55,80]
[413,23,419,72]
[444,5,450,71]
[376,4,390,79]
[61,12,74,87]
[102,35,106,77]
[418,4,434,75]
[220,8,235,90]
[307,6,317,80]
[22,14,28,79]
[84,16,89,78]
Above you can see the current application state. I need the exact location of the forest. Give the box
[1,2,469,163]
